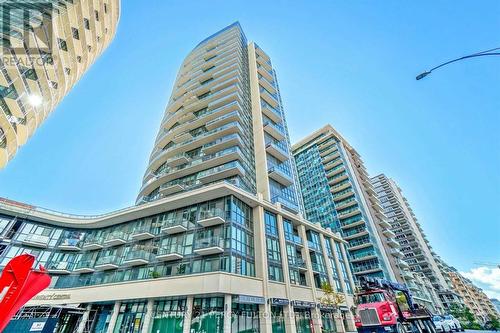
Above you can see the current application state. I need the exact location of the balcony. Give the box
[198,162,245,184]
[338,207,361,220]
[289,257,307,272]
[202,133,243,155]
[73,260,95,273]
[205,110,240,131]
[161,219,190,235]
[383,229,396,238]
[390,248,404,258]
[57,238,82,251]
[159,183,185,196]
[193,237,225,256]
[343,229,368,241]
[352,265,383,275]
[156,244,184,262]
[198,208,226,227]
[349,241,372,251]
[47,261,73,274]
[82,236,104,251]
[330,181,351,194]
[263,121,285,141]
[349,251,377,263]
[328,173,349,186]
[22,234,50,248]
[172,131,193,144]
[131,227,155,241]
[261,102,281,123]
[122,250,153,267]
[311,263,325,273]
[166,153,191,167]
[340,219,365,230]
[379,220,391,228]
[265,142,289,162]
[307,241,320,251]
[268,166,293,186]
[95,255,120,270]
[285,233,303,247]
[386,238,399,248]
[103,231,128,247]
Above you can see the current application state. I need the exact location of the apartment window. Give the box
[84,18,90,29]
[104,3,108,13]
[76,56,82,63]
[64,68,70,75]
[87,45,92,52]
[71,27,79,40]
[95,10,99,21]
[57,38,67,51]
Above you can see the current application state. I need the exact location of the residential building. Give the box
[136,22,302,214]
[0,0,120,168]
[448,271,499,324]
[371,174,454,312]
[292,125,397,281]
[0,23,357,333]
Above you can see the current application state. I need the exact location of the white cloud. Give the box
[460,267,500,299]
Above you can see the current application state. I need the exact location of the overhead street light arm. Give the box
[416,47,500,80]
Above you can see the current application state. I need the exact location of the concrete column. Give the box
[75,304,92,333]
[311,306,323,333]
[141,299,154,333]
[334,310,346,333]
[343,311,356,332]
[319,234,336,288]
[298,225,315,291]
[283,304,297,333]
[259,302,273,333]
[339,242,356,293]
[106,301,121,333]
[329,238,348,297]
[223,294,232,333]
[183,296,194,333]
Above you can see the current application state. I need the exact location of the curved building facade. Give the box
[0,183,356,333]
[137,23,302,214]
[0,0,120,167]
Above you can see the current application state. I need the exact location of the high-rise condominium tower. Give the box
[292,125,397,281]
[0,0,120,167]
[137,22,302,214]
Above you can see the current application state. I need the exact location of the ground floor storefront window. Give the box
[321,310,337,333]
[271,306,285,333]
[294,308,313,333]
[91,304,114,333]
[190,297,224,333]
[113,301,147,333]
[150,298,186,333]
[231,302,260,333]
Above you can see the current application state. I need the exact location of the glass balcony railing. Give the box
[22,234,50,246]
[104,231,128,242]
[350,251,376,260]
[285,233,303,246]
[47,261,74,271]
[74,259,95,271]
[96,255,120,267]
[199,208,226,221]
[307,241,320,251]
[157,244,184,257]
[58,238,83,249]
[311,262,324,273]
[194,236,225,250]
[124,250,153,263]
[288,257,306,269]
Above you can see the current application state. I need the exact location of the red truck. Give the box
[355,277,436,333]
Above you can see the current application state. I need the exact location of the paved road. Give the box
[464,330,497,333]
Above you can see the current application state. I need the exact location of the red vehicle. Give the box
[355,277,436,333]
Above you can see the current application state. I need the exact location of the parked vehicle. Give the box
[443,314,463,331]
[432,316,452,333]
[355,277,436,333]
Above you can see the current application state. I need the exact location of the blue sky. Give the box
[1,1,499,296]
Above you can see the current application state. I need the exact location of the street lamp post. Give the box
[416,47,500,80]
